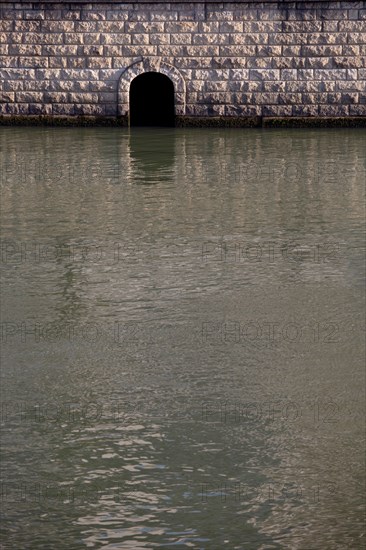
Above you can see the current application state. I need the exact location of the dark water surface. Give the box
[0,127,365,549]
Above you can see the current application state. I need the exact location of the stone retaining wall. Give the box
[0,1,365,124]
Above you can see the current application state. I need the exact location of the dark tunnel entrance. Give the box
[129,72,175,127]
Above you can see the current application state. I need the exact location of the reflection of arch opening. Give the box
[130,72,175,127]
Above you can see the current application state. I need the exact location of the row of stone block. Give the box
[2,37,366,52]
[1,89,363,102]
[1,5,366,23]
[2,67,365,80]
[2,34,366,49]
[2,77,364,93]
[1,56,365,71]
[1,102,365,117]
[2,18,366,32]
[4,44,354,55]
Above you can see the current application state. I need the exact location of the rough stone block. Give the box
[252,92,279,104]
[334,56,363,68]
[193,33,230,45]
[24,10,45,21]
[226,104,261,116]
[262,105,293,116]
[9,44,42,55]
[164,22,199,33]
[49,57,68,68]
[126,22,165,33]
[52,103,75,115]
[43,45,79,56]
[150,33,170,44]
[14,21,41,32]
[341,92,359,103]
[0,92,15,103]
[4,80,24,91]
[62,10,81,21]
[64,33,86,45]
[186,46,220,56]
[293,104,319,116]
[263,81,286,92]
[0,68,36,80]
[100,33,131,45]
[283,21,322,33]
[75,22,98,32]
[219,21,243,32]
[81,46,102,57]
[68,92,99,104]
[269,33,308,45]
[207,10,236,22]
[59,69,99,81]
[286,80,319,92]
[199,22,220,33]
[319,104,350,115]
[150,12,178,22]
[87,57,112,69]
[0,21,13,31]
[343,45,360,55]
[279,92,303,104]
[99,92,116,102]
[41,20,75,32]
[258,45,282,56]
[250,69,280,81]
[315,69,348,80]
[0,56,17,67]
[339,20,365,31]
[302,45,343,56]
[212,56,248,68]
[307,32,347,45]
[180,57,215,68]
[306,57,334,69]
[273,57,306,69]
[242,81,263,92]
[247,57,273,69]
[336,80,365,91]
[83,10,108,22]
[44,92,69,103]
[97,21,125,32]
[16,91,43,103]
[122,45,157,56]
[350,104,366,114]
[233,33,269,45]
[243,21,282,33]
[19,56,49,68]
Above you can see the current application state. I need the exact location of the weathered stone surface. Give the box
[0,1,365,121]
[0,92,15,103]
[350,104,366,114]
[293,104,320,116]
[19,56,49,68]
[16,92,43,103]
[319,104,350,115]
[9,45,42,56]
[263,105,293,116]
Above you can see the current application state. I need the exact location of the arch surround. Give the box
[118,57,186,119]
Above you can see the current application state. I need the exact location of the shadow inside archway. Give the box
[130,72,175,127]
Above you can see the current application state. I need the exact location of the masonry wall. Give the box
[0,1,365,123]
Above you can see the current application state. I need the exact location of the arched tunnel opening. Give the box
[129,72,175,127]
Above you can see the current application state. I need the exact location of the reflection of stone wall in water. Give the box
[0,1,365,123]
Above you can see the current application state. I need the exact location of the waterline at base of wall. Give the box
[1,115,366,128]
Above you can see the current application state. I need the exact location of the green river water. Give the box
[0,127,365,549]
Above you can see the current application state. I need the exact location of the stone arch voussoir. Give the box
[118,57,186,117]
